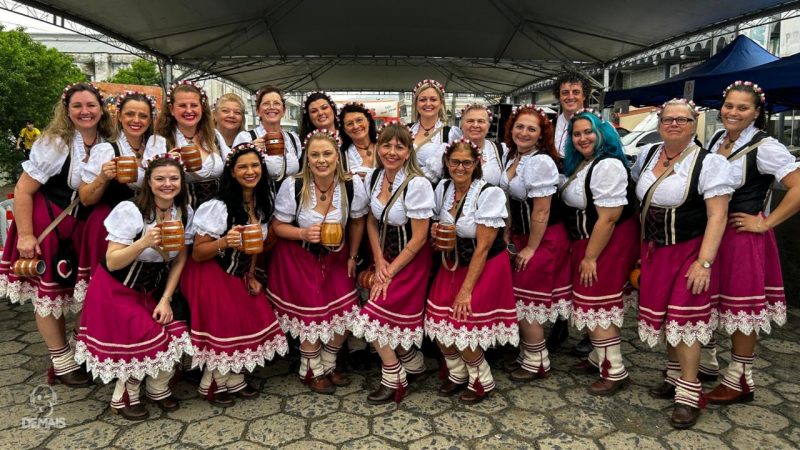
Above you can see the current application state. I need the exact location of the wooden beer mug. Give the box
[264,131,285,156]
[320,220,344,249]
[12,258,46,277]
[115,155,138,184]
[434,223,456,251]
[357,268,376,290]
[158,220,185,252]
[179,145,203,172]
[241,224,264,255]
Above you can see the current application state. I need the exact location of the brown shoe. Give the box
[206,391,235,407]
[112,403,149,421]
[309,375,336,395]
[588,377,629,396]
[233,384,260,400]
[509,367,549,382]
[56,368,92,387]
[459,388,492,405]
[437,379,467,397]
[327,369,351,387]
[670,403,701,429]
[706,383,754,405]
[572,359,600,375]
[648,381,676,399]
[153,395,180,412]
[367,384,404,404]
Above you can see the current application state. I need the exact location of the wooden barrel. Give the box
[264,131,285,156]
[13,258,46,277]
[159,220,185,252]
[115,155,138,184]
[320,221,343,247]
[434,223,456,251]
[241,224,264,255]
[180,145,203,172]
[357,269,375,290]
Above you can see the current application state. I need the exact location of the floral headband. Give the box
[303,128,341,149]
[659,98,698,114]
[377,119,412,134]
[460,103,493,121]
[62,83,104,106]
[304,91,338,114]
[445,138,480,153]
[166,80,208,105]
[723,80,766,104]
[116,91,158,112]
[572,108,604,122]
[414,79,445,95]
[510,104,551,125]
[143,152,185,170]
[226,142,266,167]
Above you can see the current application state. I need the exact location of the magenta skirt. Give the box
[715,223,786,335]
[0,192,84,317]
[638,236,718,348]
[425,251,519,351]
[181,258,288,374]
[266,240,360,343]
[351,243,433,351]
[75,266,192,383]
[512,222,572,325]
[74,203,113,304]
[570,217,640,331]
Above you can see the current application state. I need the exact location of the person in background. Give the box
[17,119,41,159]
[338,102,378,178]
[409,79,462,184]
[459,104,507,186]
[214,93,246,148]
[299,91,339,138]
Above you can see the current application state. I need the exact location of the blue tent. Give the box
[604,35,779,107]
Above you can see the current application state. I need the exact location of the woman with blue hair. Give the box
[560,110,640,396]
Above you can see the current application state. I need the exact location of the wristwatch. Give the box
[698,259,712,269]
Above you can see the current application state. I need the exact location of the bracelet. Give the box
[160,295,172,301]
[217,239,225,257]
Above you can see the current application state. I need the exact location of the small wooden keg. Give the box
[264,131,285,156]
[12,258,46,277]
[320,221,344,248]
[115,155,138,184]
[357,269,375,290]
[434,223,457,251]
[179,145,203,172]
[241,224,264,255]
[158,220,185,252]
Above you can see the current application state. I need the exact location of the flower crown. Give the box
[460,103,493,121]
[226,142,266,167]
[659,98,697,114]
[573,108,604,122]
[723,80,766,104]
[166,80,207,105]
[62,83,104,106]
[377,119,412,134]
[116,91,158,112]
[414,79,445,95]
[510,104,551,125]
[304,91,338,114]
[143,152,185,170]
[303,128,341,149]
[445,138,479,153]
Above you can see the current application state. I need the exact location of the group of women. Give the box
[0,76,796,430]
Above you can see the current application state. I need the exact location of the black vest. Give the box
[292,177,355,256]
[641,145,709,246]
[369,169,414,261]
[440,180,507,265]
[40,151,92,220]
[100,142,137,207]
[563,157,637,241]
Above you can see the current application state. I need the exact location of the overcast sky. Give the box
[0,8,75,34]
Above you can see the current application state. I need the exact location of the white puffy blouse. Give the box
[232,125,301,179]
[433,179,507,238]
[192,199,269,239]
[365,168,435,226]
[499,151,560,201]
[274,176,370,228]
[708,124,799,187]
[411,120,463,184]
[23,132,97,189]
[81,133,144,188]
[143,131,228,183]
[105,200,194,262]
[561,158,629,209]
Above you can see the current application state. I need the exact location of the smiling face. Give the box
[68,91,102,133]
[169,91,202,129]
[461,109,490,142]
[306,138,339,179]
[119,99,151,140]
[308,99,335,130]
[559,82,585,116]
[231,151,262,189]
[215,100,243,133]
[378,137,410,172]
[148,165,182,203]
[446,147,476,185]
[658,104,696,146]
[343,112,369,143]
[571,118,597,160]
[258,92,284,127]
[511,113,541,153]
[721,90,759,136]
[416,87,442,122]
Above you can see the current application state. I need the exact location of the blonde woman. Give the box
[214,93,246,148]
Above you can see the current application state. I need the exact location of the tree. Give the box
[0,26,86,183]
[107,59,162,86]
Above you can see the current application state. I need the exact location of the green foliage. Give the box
[107,59,162,86]
[0,26,86,184]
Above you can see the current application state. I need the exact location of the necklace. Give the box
[354,142,372,157]
[385,175,396,194]
[722,135,737,151]
[83,133,98,149]
[420,121,436,137]
[181,131,196,142]
[662,148,683,167]
[316,179,336,201]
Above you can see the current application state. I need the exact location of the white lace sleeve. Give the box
[523,155,559,198]
[349,176,370,219]
[273,178,297,223]
[104,201,144,245]
[756,138,799,182]
[81,143,115,183]
[591,159,629,207]
[143,135,167,159]
[22,136,68,184]
[404,177,436,219]
[474,186,508,228]
[699,153,735,199]
[192,200,228,239]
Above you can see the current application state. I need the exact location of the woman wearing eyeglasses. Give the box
[632,99,733,429]
[338,102,378,179]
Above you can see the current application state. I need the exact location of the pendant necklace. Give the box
[663,149,682,167]
[317,179,336,202]
[355,142,372,157]
[420,121,435,137]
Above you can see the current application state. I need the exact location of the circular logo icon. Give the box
[29,385,57,417]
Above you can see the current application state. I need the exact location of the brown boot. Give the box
[367,384,402,405]
[670,404,701,429]
[571,359,599,375]
[587,378,629,396]
[437,379,467,397]
[509,367,549,382]
[706,383,754,405]
[648,381,676,399]
[459,388,491,405]
[112,403,149,421]
[153,395,180,412]
[309,375,336,395]
[55,368,92,387]
[327,369,351,387]
[233,384,260,400]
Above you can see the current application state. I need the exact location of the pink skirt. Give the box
[715,223,786,335]
[266,240,360,343]
[637,236,717,347]
[512,223,572,325]
[75,266,192,383]
[425,251,519,351]
[570,217,640,331]
[351,243,433,351]
[74,203,113,304]
[0,192,85,317]
[181,258,288,374]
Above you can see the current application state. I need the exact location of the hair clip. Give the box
[302,128,341,148]
[723,80,766,104]
[166,80,208,105]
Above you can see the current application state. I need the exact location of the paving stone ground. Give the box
[0,299,798,450]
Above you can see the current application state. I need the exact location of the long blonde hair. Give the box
[412,80,447,123]
[295,131,352,219]
[375,123,425,178]
[214,93,246,134]
[155,83,219,155]
[43,83,115,153]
